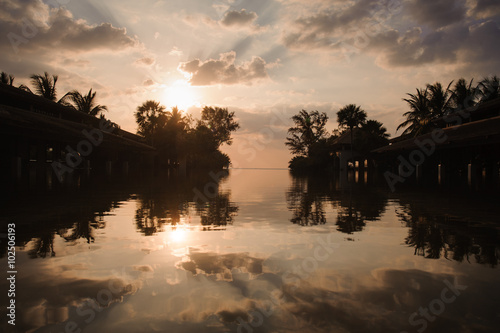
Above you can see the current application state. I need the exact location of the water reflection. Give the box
[286,175,387,234]
[286,176,329,226]
[1,170,500,333]
[286,174,500,264]
[134,173,238,235]
[1,171,239,258]
[198,192,238,229]
[397,195,500,267]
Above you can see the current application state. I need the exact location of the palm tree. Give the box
[477,75,500,103]
[286,109,328,157]
[362,120,389,138]
[21,72,59,101]
[397,88,432,136]
[162,106,190,161]
[0,72,14,85]
[337,104,367,161]
[135,100,166,146]
[450,78,476,110]
[427,81,453,118]
[62,88,108,117]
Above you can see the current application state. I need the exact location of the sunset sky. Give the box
[2,0,499,168]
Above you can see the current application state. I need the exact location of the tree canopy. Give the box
[398,75,500,137]
[134,102,239,169]
[285,109,328,157]
[337,104,367,131]
[200,106,240,147]
[61,88,108,117]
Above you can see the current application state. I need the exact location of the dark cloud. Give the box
[221,9,257,27]
[143,79,155,86]
[0,272,139,333]
[282,0,379,50]
[178,51,269,86]
[0,0,137,56]
[471,0,500,19]
[281,0,500,72]
[367,20,500,70]
[405,0,467,28]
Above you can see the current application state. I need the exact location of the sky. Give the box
[1,0,499,168]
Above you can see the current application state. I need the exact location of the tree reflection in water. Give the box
[197,192,238,230]
[287,174,387,233]
[397,200,500,267]
[286,176,328,226]
[285,174,500,266]
[134,173,238,234]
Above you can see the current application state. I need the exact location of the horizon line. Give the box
[229,167,288,170]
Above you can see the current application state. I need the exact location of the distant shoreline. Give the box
[229,167,288,170]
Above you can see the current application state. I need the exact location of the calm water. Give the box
[1,169,500,333]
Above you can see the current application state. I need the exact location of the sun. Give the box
[162,80,199,111]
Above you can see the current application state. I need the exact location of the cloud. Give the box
[135,57,155,66]
[280,0,500,72]
[178,51,270,86]
[0,0,138,56]
[220,9,257,27]
[282,0,380,50]
[471,0,500,18]
[143,79,155,86]
[367,19,500,71]
[168,46,183,57]
[61,58,91,67]
[405,0,467,28]
[177,249,264,280]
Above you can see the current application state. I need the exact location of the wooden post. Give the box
[438,164,444,185]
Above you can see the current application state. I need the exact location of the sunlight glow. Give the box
[168,225,189,243]
[162,80,199,111]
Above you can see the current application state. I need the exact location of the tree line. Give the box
[1,70,240,170]
[1,71,109,118]
[397,75,499,136]
[134,101,239,169]
[285,105,389,172]
[285,74,500,172]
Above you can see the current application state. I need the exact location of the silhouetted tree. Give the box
[21,72,61,102]
[201,106,240,147]
[61,88,108,117]
[337,104,367,160]
[135,100,167,146]
[286,109,328,157]
[0,71,14,85]
[477,75,500,103]
[427,82,453,118]
[397,88,432,136]
[354,120,390,153]
[158,106,190,162]
[450,78,476,110]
